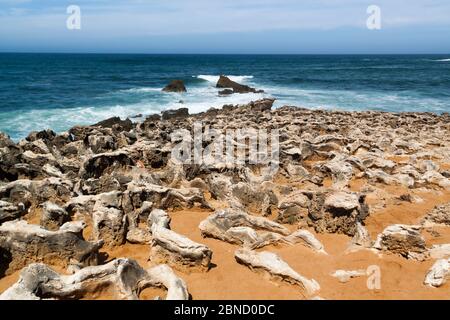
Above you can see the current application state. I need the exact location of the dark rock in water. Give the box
[219,89,234,95]
[162,108,189,121]
[162,80,187,93]
[94,117,133,131]
[130,114,142,119]
[216,75,264,94]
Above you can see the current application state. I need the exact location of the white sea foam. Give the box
[120,87,162,93]
[433,58,450,62]
[195,75,254,83]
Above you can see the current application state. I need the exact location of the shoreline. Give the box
[3,100,450,144]
[1,98,450,300]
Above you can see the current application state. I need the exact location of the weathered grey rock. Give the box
[422,202,450,226]
[80,150,134,179]
[422,171,450,188]
[0,220,102,274]
[424,258,450,288]
[306,190,369,236]
[150,225,212,272]
[0,178,72,207]
[226,226,284,249]
[277,190,309,224]
[373,224,427,259]
[350,222,373,249]
[284,230,327,254]
[148,209,171,230]
[126,227,152,244]
[92,205,127,248]
[40,201,70,230]
[234,249,320,298]
[146,264,189,300]
[122,181,211,215]
[0,200,25,224]
[0,258,189,300]
[322,157,354,189]
[199,209,290,245]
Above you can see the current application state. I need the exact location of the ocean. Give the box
[0,53,449,141]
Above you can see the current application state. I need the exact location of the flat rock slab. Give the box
[234,248,320,298]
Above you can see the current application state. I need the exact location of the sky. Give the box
[0,0,449,54]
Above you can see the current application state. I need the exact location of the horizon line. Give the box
[1,51,449,55]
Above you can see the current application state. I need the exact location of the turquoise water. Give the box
[0,53,449,140]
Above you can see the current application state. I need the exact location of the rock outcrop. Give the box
[216,75,264,94]
[0,201,25,224]
[306,190,369,236]
[0,220,102,274]
[150,225,212,272]
[373,224,427,259]
[0,258,189,300]
[422,202,450,227]
[162,80,187,93]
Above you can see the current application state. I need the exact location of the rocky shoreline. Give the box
[1,98,450,300]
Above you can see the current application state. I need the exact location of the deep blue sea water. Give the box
[0,53,449,140]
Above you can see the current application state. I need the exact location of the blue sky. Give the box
[0,0,449,53]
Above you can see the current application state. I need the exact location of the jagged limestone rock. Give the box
[422,202,450,227]
[0,200,25,224]
[306,190,369,236]
[0,258,189,300]
[40,201,70,230]
[92,205,127,248]
[373,224,427,259]
[199,209,290,245]
[0,220,102,274]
